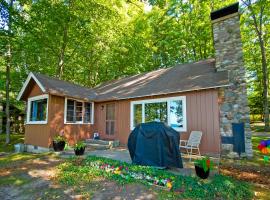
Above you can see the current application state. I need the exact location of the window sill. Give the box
[174,128,187,132]
[64,122,94,125]
[130,126,186,132]
[26,121,48,125]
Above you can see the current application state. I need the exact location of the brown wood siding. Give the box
[94,100,130,143]
[25,124,50,147]
[94,89,220,154]
[49,95,94,146]
[185,89,220,153]
[22,79,44,100]
[24,81,50,147]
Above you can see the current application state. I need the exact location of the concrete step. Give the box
[86,143,111,150]
[85,139,111,145]
[85,139,120,147]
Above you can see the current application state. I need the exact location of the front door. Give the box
[106,103,115,136]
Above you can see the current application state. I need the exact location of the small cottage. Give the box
[17,3,252,157]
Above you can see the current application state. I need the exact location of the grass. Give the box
[252,185,270,200]
[0,153,49,168]
[0,134,24,153]
[57,156,253,200]
[0,174,31,186]
[251,125,266,132]
[250,121,270,133]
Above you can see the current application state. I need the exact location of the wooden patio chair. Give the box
[179,131,203,161]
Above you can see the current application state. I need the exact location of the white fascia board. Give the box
[17,72,46,101]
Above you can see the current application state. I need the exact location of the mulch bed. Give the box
[220,164,270,186]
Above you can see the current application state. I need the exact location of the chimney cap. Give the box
[211,2,239,21]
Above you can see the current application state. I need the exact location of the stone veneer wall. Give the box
[212,13,253,157]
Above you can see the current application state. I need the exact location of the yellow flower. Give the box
[166,182,172,189]
[114,170,121,175]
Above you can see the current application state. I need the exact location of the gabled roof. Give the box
[17,72,97,101]
[17,59,229,102]
[93,59,229,101]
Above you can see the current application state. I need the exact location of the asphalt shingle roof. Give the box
[25,59,229,102]
[32,73,97,101]
[93,59,229,101]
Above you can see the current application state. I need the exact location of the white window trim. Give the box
[64,97,94,125]
[130,96,187,132]
[27,94,49,125]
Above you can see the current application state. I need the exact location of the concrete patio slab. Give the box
[87,148,132,163]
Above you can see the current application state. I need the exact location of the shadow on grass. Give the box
[0,134,24,153]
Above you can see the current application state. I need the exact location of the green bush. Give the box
[194,156,214,172]
[53,135,66,142]
[74,141,86,150]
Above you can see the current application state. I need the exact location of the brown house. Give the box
[17,3,253,157]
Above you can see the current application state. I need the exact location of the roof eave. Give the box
[93,84,230,103]
[48,90,95,102]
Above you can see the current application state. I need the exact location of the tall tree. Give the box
[0,0,268,135]
[242,0,269,130]
[1,0,14,144]
[1,0,27,141]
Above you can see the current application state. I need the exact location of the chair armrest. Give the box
[180,140,188,146]
[189,142,200,147]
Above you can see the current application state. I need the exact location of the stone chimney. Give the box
[211,2,253,157]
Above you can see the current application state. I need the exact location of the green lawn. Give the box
[0,153,45,168]
[251,125,265,132]
[0,134,24,153]
[250,121,270,133]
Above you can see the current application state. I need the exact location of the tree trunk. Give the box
[0,94,3,135]
[258,35,269,130]
[244,0,269,130]
[57,24,68,79]
[5,0,14,144]
[5,43,11,144]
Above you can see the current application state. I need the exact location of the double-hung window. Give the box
[27,94,48,124]
[131,96,186,131]
[65,98,94,124]
[84,102,93,123]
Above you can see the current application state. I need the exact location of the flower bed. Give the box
[58,156,254,199]
[89,162,173,190]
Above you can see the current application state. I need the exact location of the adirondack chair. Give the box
[179,131,203,160]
